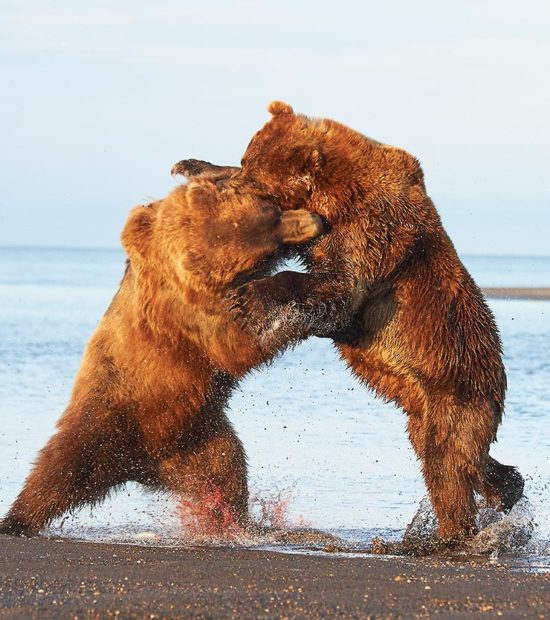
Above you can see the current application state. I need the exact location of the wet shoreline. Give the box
[1,535,549,618]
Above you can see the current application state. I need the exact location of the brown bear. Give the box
[0,174,323,537]
[172,102,524,545]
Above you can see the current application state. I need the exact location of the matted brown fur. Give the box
[172,103,524,544]
[0,176,323,537]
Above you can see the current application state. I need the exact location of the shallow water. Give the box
[0,248,549,565]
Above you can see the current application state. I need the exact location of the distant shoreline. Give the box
[482,287,550,300]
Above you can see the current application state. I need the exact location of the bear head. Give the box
[121,176,323,292]
[238,101,426,224]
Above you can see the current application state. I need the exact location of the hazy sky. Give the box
[1,0,549,255]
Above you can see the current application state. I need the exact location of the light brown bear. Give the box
[172,102,524,546]
[0,175,323,536]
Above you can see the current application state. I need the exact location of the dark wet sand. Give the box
[482,287,550,300]
[1,536,549,618]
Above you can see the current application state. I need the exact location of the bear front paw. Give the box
[0,517,34,537]
[228,281,275,335]
[171,159,215,178]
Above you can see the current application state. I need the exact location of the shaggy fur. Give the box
[0,177,323,536]
[172,102,524,543]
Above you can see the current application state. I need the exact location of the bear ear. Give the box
[186,180,220,210]
[268,101,294,117]
[121,204,155,261]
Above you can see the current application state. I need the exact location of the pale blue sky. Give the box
[1,0,548,254]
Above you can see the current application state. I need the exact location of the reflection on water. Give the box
[0,248,549,569]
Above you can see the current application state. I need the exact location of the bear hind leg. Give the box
[409,396,498,544]
[0,418,131,536]
[156,421,249,534]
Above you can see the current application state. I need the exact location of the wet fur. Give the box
[173,103,524,543]
[0,177,323,536]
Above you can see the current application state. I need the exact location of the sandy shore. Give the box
[1,535,549,618]
[482,287,550,300]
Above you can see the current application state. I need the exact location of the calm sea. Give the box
[0,248,549,557]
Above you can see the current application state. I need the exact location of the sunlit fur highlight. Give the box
[181,103,524,544]
[0,177,323,537]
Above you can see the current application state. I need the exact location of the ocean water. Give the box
[0,248,549,561]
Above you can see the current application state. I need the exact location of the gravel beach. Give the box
[1,535,549,619]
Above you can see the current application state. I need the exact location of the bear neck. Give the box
[114,264,209,356]
[118,263,261,377]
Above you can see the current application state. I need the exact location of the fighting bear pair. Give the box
[0,102,524,550]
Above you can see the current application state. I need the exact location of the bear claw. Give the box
[228,283,274,335]
[171,159,214,178]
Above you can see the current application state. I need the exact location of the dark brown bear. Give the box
[0,175,323,537]
[172,102,523,545]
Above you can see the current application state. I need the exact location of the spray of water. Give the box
[44,482,546,565]
[174,485,306,544]
[372,494,537,557]
[176,486,247,542]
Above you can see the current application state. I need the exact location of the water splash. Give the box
[43,485,309,546]
[396,494,536,556]
[174,485,309,545]
[176,486,247,543]
[43,484,544,565]
[473,498,534,554]
[249,487,305,531]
